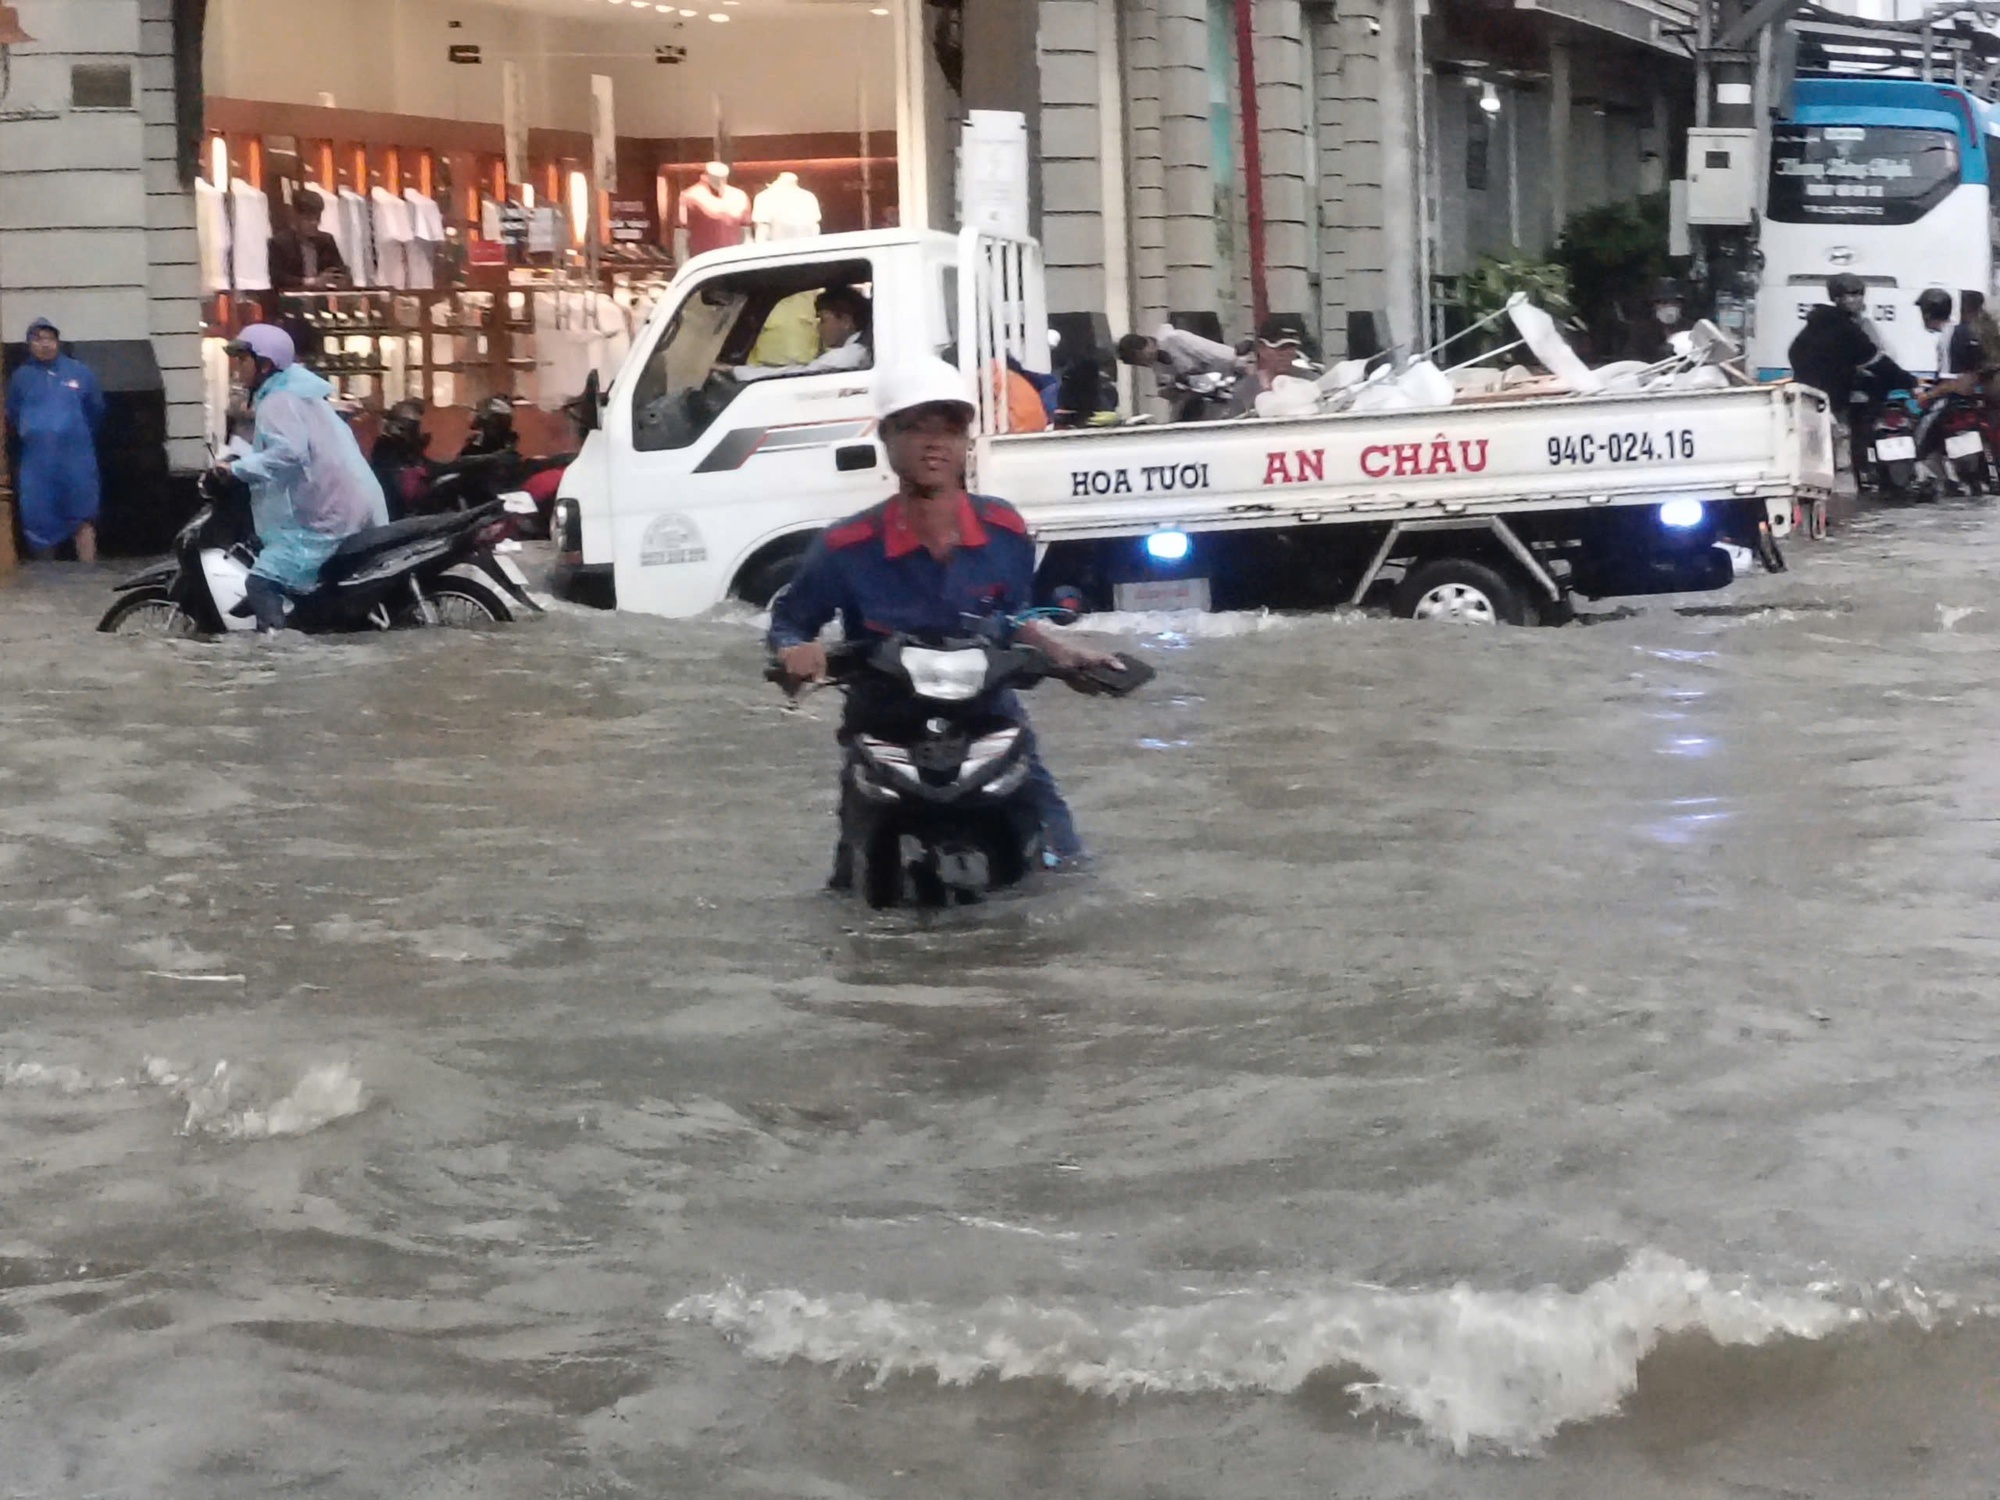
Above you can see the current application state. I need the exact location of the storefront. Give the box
[194,0,909,454]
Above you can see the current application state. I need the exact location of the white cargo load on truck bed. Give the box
[551,227,1834,624]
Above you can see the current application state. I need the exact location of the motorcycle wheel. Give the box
[1955,458,1987,495]
[398,576,510,628]
[99,588,200,638]
[1882,458,1917,498]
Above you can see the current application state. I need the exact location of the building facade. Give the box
[1016,0,1695,361]
[0,0,207,487]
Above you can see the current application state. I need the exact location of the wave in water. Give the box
[155,1058,368,1141]
[669,1250,1859,1454]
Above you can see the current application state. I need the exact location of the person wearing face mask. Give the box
[1790,272,1910,493]
[1624,280,1693,364]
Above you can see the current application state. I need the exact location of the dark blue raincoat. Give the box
[6,337,104,551]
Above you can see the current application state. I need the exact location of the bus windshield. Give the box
[1767,125,1962,225]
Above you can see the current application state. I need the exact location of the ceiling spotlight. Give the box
[870,4,888,11]
[708,10,729,18]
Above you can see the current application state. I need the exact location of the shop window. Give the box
[630,258,874,453]
[71,64,133,110]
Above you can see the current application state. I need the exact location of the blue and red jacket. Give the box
[768,492,1036,652]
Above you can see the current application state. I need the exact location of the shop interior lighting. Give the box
[209,134,227,185]
[521,182,535,210]
[1480,82,1501,115]
[708,11,729,18]
[569,170,590,245]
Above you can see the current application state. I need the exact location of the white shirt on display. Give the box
[229,178,272,291]
[196,178,232,293]
[752,172,822,241]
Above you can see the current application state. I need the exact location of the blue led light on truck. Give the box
[1145,530,1191,563]
[1659,499,1706,529]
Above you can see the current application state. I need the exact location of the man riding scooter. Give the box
[220,324,389,631]
[769,358,1122,885]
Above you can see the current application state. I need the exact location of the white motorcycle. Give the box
[99,469,540,637]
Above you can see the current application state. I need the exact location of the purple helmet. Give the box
[225,323,296,371]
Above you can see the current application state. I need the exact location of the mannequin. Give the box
[752,171,822,241]
[677,162,750,261]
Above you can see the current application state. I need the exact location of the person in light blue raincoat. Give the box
[6,317,104,560]
[222,324,387,630]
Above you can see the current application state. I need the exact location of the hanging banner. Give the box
[592,74,617,194]
[502,61,527,188]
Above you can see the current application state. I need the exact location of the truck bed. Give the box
[980,383,1833,540]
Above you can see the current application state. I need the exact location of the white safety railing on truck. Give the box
[956,227,1051,446]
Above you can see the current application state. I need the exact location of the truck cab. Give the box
[553,230,982,617]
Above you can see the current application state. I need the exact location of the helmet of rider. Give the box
[1826,272,1867,301]
[382,398,427,447]
[224,323,296,372]
[874,357,977,430]
[1917,287,1954,324]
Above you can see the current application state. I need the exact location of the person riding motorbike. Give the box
[768,358,1122,886]
[1788,272,1910,493]
[220,324,390,631]
[370,398,433,521]
[1117,324,1250,419]
[460,394,521,459]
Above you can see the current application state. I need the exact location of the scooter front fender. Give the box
[200,548,258,631]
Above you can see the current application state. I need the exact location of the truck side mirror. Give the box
[574,369,602,434]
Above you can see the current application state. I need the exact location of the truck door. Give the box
[607,255,887,618]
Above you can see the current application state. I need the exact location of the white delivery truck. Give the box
[552,229,1835,626]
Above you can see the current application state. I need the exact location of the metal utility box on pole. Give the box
[1688,0,1807,336]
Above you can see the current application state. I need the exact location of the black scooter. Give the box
[98,469,540,637]
[769,629,1153,909]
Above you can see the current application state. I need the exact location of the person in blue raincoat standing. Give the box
[220,324,388,631]
[6,318,104,561]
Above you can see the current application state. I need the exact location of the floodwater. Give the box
[8,510,2000,1497]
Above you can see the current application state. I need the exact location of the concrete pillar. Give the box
[1125,0,1169,336]
[1038,0,1107,312]
[1378,0,1419,350]
[1254,0,1313,327]
[1548,33,1571,244]
[1156,0,1215,322]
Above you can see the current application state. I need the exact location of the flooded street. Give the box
[11,507,2000,1497]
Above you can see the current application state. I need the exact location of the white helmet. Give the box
[875,356,977,425]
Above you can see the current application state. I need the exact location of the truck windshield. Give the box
[629,257,874,452]
[1767,124,1962,226]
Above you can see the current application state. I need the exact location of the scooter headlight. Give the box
[901,647,990,702]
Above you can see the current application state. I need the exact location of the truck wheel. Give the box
[734,548,808,609]
[1393,558,1533,626]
